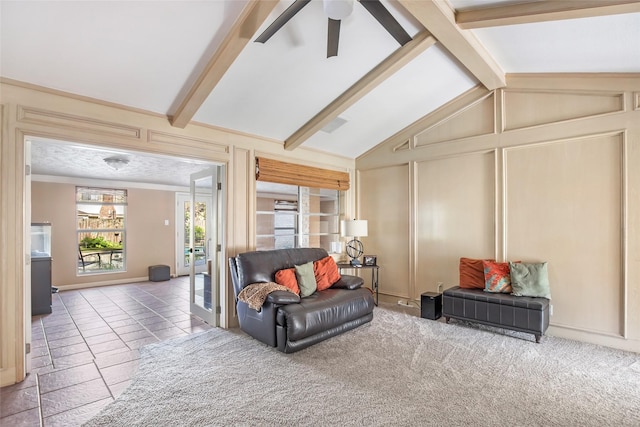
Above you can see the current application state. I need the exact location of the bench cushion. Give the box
[444,286,549,310]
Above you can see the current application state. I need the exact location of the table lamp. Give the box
[341,219,368,266]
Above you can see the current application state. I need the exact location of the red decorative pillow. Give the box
[482,260,513,293]
[313,256,342,291]
[459,257,494,289]
[275,268,299,295]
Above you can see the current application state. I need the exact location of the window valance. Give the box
[255,157,350,191]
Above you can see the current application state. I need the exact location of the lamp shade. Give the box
[341,219,368,237]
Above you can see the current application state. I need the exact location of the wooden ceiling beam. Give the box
[399,0,506,91]
[169,0,279,129]
[457,0,640,29]
[284,31,436,151]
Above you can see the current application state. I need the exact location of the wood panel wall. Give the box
[357,74,640,352]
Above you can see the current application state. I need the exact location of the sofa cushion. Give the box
[483,260,512,293]
[314,256,341,291]
[277,288,374,341]
[295,262,317,297]
[510,262,551,299]
[275,268,300,295]
[459,257,494,289]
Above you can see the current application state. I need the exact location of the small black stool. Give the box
[421,292,442,320]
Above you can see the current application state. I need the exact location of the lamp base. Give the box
[350,258,362,267]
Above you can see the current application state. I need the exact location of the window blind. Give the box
[255,157,350,191]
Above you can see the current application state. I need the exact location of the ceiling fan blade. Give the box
[359,0,412,46]
[327,18,341,58]
[255,0,311,44]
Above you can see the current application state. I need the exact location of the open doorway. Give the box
[28,136,226,322]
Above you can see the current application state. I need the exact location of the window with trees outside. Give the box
[77,187,126,274]
[256,182,341,252]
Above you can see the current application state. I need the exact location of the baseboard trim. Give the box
[56,276,149,291]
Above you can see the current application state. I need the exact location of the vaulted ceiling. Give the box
[2,0,639,161]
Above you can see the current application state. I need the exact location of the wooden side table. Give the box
[337,263,379,306]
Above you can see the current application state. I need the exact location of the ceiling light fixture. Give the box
[323,0,354,20]
[104,157,129,171]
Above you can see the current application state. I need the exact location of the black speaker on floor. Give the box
[421,292,442,320]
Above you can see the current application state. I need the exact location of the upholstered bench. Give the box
[443,286,550,343]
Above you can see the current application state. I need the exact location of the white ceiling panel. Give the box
[469,13,640,72]
[303,44,478,158]
[193,0,424,141]
[0,0,248,113]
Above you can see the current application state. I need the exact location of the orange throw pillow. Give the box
[459,257,494,289]
[275,268,300,295]
[313,256,342,291]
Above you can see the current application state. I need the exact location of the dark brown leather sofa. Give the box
[229,248,374,353]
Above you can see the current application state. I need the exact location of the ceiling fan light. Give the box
[323,0,354,20]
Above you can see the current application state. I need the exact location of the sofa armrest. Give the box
[265,291,301,305]
[331,274,364,290]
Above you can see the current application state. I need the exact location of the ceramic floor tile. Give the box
[31,344,51,358]
[47,335,84,350]
[88,339,128,355]
[49,342,90,358]
[80,326,114,338]
[0,373,37,396]
[0,386,40,417]
[101,313,131,323]
[105,318,139,329]
[125,336,159,350]
[173,319,206,329]
[152,327,188,340]
[99,360,139,386]
[111,323,145,336]
[83,332,120,346]
[1,277,205,426]
[94,349,140,369]
[143,321,175,332]
[52,351,95,369]
[118,329,153,343]
[131,311,161,320]
[77,322,110,332]
[108,380,131,399]
[31,338,48,349]
[40,378,111,418]
[38,363,101,394]
[43,397,113,427]
[32,354,53,369]
[0,407,41,426]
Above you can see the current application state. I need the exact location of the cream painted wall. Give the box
[357,74,640,353]
[359,165,410,298]
[32,182,176,287]
[0,80,355,386]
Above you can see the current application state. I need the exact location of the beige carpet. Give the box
[85,306,640,426]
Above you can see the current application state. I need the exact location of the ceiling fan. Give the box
[255,0,412,58]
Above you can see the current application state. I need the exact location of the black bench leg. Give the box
[445,317,450,323]
[535,334,542,343]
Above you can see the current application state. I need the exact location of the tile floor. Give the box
[1,276,213,426]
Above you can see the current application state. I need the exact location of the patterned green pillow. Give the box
[295,261,317,298]
[509,262,551,299]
